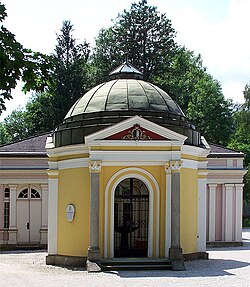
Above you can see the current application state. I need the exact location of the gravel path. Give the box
[0,229,250,287]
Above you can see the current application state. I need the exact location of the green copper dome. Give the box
[65,79,184,119]
[53,61,201,147]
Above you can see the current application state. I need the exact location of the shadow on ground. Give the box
[105,258,250,278]
[0,249,46,255]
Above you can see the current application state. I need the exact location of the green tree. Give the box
[229,84,250,164]
[5,20,92,139]
[25,92,55,135]
[91,2,233,144]
[0,2,25,111]
[186,74,233,145]
[0,121,11,144]
[91,0,176,83]
[53,20,91,124]
[2,108,31,142]
[229,84,250,202]
[0,2,54,114]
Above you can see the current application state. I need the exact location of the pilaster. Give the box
[208,184,217,242]
[197,172,208,252]
[8,184,17,244]
[164,163,171,258]
[168,160,185,271]
[87,161,102,272]
[41,184,48,245]
[0,185,4,230]
[224,184,234,241]
[47,171,59,255]
[235,184,244,242]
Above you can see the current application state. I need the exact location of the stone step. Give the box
[102,264,172,271]
[100,258,172,271]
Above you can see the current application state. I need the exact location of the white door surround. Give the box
[104,167,160,258]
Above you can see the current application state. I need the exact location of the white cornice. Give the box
[207,169,247,176]
[89,140,182,147]
[57,158,89,170]
[89,150,181,162]
[182,144,210,158]
[0,179,48,184]
[46,143,88,158]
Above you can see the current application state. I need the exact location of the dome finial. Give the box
[109,56,143,80]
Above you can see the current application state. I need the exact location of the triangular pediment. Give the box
[85,116,187,145]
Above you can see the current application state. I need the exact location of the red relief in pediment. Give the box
[105,124,167,140]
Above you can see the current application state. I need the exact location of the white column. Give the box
[197,173,207,252]
[8,184,17,244]
[41,184,48,245]
[208,184,217,242]
[164,163,171,258]
[235,184,244,242]
[47,171,59,255]
[225,184,234,242]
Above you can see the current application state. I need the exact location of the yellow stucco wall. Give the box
[180,168,198,254]
[55,162,199,257]
[57,167,90,256]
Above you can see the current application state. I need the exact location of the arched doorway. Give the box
[114,178,149,257]
[17,187,41,244]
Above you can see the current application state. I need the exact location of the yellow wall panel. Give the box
[57,168,90,256]
[180,168,198,254]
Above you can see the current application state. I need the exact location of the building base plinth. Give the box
[87,246,100,261]
[46,255,87,267]
[183,252,209,261]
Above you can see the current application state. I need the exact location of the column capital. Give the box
[89,161,102,173]
[164,160,182,173]
[208,183,217,189]
[225,183,234,190]
[235,183,244,189]
[9,184,18,190]
[164,162,171,174]
[47,170,59,178]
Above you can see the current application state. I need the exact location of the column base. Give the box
[87,246,101,272]
[8,229,17,245]
[172,259,185,271]
[87,246,100,261]
[169,246,185,271]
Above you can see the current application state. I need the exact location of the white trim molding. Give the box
[47,170,59,255]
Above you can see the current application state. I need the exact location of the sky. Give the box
[1,0,250,120]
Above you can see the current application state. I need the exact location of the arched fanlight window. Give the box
[31,189,41,198]
[18,189,28,199]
